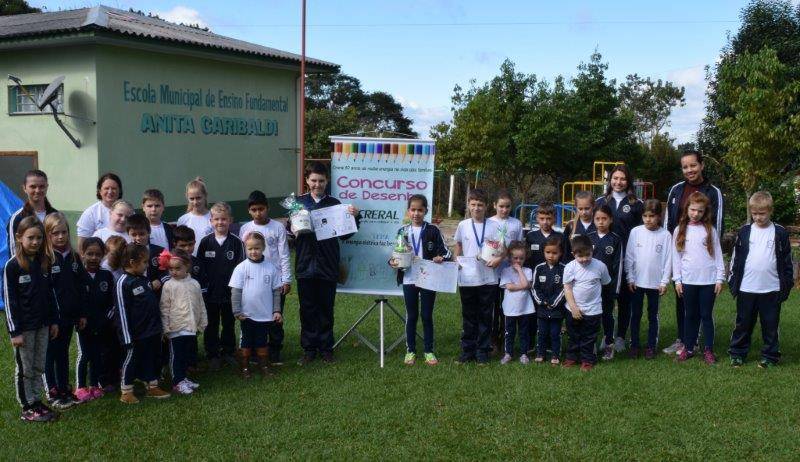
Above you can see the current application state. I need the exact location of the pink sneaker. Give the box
[90,387,105,399]
[703,348,717,365]
[74,387,94,402]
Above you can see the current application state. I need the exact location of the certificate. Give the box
[456,256,497,287]
[411,259,459,293]
[310,204,358,241]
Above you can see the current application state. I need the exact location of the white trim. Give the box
[3,259,16,333]
[115,275,131,345]
[74,332,83,387]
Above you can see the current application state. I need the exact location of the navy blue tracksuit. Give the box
[115,273,162,386]
[46,250,88,396]
[532,262,566,358]
[524,229,563,348]
[290,194,360,356]
[588,231,623,345]
[78,269,115,388]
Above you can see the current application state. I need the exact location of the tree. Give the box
[303,72,416,159]
[1,0,41,15]
[619,74,685,147]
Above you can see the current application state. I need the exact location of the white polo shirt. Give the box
[563,259,611,316]
[93,227,131,244]
[229,258,282,322]
[454,218,501,258]
[149,222,169,249]
[177,212,213,255]
[77,201,111,238]
[500,266,535,316]
[238,219,292,284]
[740,223,780,293]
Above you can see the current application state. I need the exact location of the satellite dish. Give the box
[37,75,64,110]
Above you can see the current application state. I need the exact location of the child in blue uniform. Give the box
[532,237,566,365]
[586,205,623,361]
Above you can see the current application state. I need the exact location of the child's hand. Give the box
[10,335,23,347]
[628,282,636,293]
[78,317,87,331]
[388,258,399,268]
[235,314,246,321]
[347,205,359,217]
[714,282,723,295]
[433,256,444,263]
[570,306,582,320]
[674,283,683,297]
[658,285,667,296]
[273,312,283,324]
[512,262,522,271]
[151,279,162,291]
[281,283,291,295]
[49,324,59,340]
[486,256,502,268]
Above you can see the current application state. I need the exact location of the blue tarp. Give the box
[0,180,24,311]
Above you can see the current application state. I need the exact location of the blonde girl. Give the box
[176,177,212,255]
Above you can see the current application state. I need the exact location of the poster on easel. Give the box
[330,136,436,296]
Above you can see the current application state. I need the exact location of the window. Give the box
[8,84,64,114]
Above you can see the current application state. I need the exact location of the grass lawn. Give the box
[1,287,799,460]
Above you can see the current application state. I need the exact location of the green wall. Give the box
[0,45,100,212]
[95,44,299,222]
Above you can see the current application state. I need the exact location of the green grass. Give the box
[1,288,799,460]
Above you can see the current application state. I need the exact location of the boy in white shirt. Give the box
[728,191,794,368]
[563,235,611,371]
[142,189,173,250]
[454,189,503,365]
[239,190,291,365]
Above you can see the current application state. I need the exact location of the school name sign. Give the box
[121,81,288,136]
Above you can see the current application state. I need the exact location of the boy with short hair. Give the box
[524,202,563,349]
[142,189,173,250]
[174,225,207,293]
[454,188,504,365]
[239,190,292,365]
[532,236,566,365]
[125,213,167,290]
[197,202,245,370]
[562,235,611,371]
[728,191,794,368]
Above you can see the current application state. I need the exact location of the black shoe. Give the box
[321,352,336,364]
[269,350,283,366]
[476,355,490,365]
[297,353,316,366]
[455,353,475,365]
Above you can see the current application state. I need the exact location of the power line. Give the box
[209,19,739,28]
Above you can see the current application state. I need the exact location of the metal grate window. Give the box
[8,84,64,114]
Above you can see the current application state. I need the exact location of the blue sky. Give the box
[32,0,756,142]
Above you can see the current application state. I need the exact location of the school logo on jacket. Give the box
[71,261,79,272]
[205,251,215,258]
[656,244,663,254]
[622,204,631,213]
[263,274,272,285]
[226,251,235,260]
[99,281,109,292]
[132,285,145,296]
[426,242,434,251]
[539,275,547,282]
[554,274,561,284]
[267,236,276,247]
[605,246,614,255]
[151,257,159,267]
[192,265,200,275]
[18,275,31,284]
[52,265,61,274]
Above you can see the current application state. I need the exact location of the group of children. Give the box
[5,169,299,422]
[391,178,792,374]
[4,162,794,423]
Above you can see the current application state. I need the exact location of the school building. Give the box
[0,6,337,224]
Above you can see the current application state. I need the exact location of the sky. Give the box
[30,0,756,143]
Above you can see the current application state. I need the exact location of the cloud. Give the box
[665,64,709,143]
[155,6,208,29]
[397,96,451,138]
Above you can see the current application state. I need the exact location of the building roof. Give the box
[0,5,338,71]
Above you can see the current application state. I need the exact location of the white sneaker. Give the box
[173,381,194,395]
[184,378,200,390]
[662,339,683,355]
[614,337,626,353]
[500,353,513,365]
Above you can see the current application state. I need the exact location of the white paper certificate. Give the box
[411,259,459,293]
[456,256,497,287]
[310,204,358,241]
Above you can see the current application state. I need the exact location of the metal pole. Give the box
[379,299,385,368]
[447,174,455,217]
[298,0,307,195]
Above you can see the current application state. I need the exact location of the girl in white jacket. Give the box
[159,249,208,394]
[625,199,672,359]
[671,192,725,364]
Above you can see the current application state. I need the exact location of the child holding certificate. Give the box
[454,189,504,365]
[389,195,451,366]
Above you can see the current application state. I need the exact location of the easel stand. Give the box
[334,297,418,368]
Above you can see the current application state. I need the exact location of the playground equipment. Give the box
[515,161,655,229]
